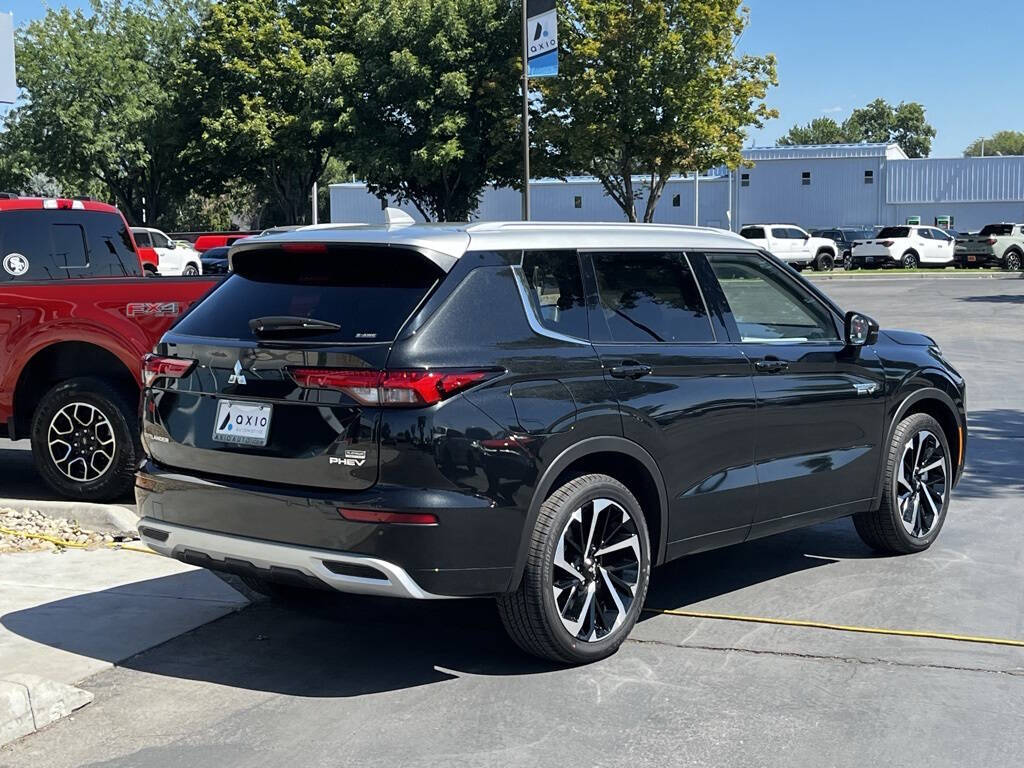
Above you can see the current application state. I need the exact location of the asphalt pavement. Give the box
[2,275,1023,767]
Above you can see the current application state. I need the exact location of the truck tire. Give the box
[182,263,200,276]
[1004,250,1022,271]
[814,251,835,272]
[30,377,140,503]
[853,413,951,555]
[901,251,919,269]
[497,474,651,664]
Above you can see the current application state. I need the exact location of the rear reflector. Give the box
[142,354,196,387]
[338,508,439,525]
[288,368,496,406]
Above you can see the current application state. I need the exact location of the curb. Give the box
[807,272,1021,281]
[0,674,93,746]
[0,500,138,535]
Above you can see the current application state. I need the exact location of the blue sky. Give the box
[4,0,1020,157]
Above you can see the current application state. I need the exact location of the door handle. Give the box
[609,361,653,380]
[754,357,789,374]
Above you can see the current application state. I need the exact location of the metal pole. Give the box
[980,138,985,158]
[521,0,530,221]
[693,170,699,226]
[311,181,319,225]
[727,167,733,231]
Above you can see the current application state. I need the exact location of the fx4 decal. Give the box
[126,301,181,318]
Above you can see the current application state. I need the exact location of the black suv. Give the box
[137,222,966,664]
[811,227,876,267]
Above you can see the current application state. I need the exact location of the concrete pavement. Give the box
[1,275,1022,767]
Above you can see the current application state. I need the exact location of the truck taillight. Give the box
[879,240,894,247]
[142,354,196,387]
[288,368,498,406]
[986,237,997,245]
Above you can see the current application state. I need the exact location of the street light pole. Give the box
[520,1,530,221]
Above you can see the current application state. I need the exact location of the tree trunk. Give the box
[642,169,669,223]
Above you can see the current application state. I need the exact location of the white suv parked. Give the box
[739,225,839,271]
[850,226,955,270]
[131,227,203,277]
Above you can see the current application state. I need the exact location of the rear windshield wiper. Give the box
[249,316,342,335]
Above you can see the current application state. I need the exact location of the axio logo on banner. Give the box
[526,0,558,78]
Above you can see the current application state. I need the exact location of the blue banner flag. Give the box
[526,0,557,78]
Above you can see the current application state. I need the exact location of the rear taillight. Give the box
[879,240,894,247]
[142,354,196,387]
[288,368,498,406]
[338,508,439,525]
[986,237,997,245]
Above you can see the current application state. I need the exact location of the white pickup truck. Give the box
[739,224,839,271]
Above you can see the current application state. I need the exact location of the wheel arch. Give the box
[12,341,138,440]
[873,386,964,506]
[508,437,669,591]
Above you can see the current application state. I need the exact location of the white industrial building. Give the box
[330,143,1024,232]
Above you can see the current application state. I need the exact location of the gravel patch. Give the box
[0,507,139,553]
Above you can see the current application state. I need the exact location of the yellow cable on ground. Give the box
[645,608,1024,649]
[0,526,156,556]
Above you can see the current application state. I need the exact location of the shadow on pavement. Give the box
[956,408,1024,499]
[0,439,134,505]
[958,293,1024,304]
[0,517,875,697]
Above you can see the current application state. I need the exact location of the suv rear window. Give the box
[979,224,1014,236]
[0,210,141,280]
[173,246,442,343]
[877,227,910,239]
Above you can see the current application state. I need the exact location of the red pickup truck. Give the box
[0,197,218,501]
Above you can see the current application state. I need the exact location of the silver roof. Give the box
[235,221,754,268]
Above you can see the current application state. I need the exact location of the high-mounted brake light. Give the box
[338,508,439,525]
[280,242,328,254]
[142,354,196,387]
[288,368,496,406]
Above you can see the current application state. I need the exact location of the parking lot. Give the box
[2,274,1022,768]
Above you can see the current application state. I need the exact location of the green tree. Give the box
[964,130,1024,157]
[844,98,935,157]
[11,0,204,224]
[338,0,520,221]
[777,117,848,146]
[182,0,354,224]
[538,0,776,222]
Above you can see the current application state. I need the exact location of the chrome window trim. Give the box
[511,264,591,346]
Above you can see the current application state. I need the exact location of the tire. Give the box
[901,251,919,270]
[30,377,140,502]
[144,264,158,277]
[182,263,200,276]
[815,252,835,272]
[497,473,651,664]
[1004,250,1022,272]
[853,413,952,555]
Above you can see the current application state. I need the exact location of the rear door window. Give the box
[173,245,442,343]
[877,227,910,239]
[740,227,765,240]
[522,250,588,339]
[770,227,789,239]
[589,251,713,343]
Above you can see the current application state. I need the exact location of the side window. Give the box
[134,230,151,247]
[590,251,713,343]
[786,227,808,240]
[741,227,765,240]
[84,212,140,277]
[770,227,789,239]
[152,231,171,249]
[521,250,589,339]
[706,252,839,342]
[917,228,932,240]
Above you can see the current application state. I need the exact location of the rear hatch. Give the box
[143,242,447,491]
[856,226,908,259]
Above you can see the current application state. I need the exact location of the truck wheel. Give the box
[30,377,140,503]
[1004,251,1022,271]
[182,263,200,276]
[497,474,651,664]
[901,252,919,269]
[815,252,835,272]
[853,413,951,555]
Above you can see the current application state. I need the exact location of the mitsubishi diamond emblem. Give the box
[227,360,247,385]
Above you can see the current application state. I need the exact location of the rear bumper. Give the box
[850,252,897,267]
[138,518,450,599]
[135,461,521,597]
[956,251,999,267]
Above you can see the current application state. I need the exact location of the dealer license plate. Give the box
[212,400,272,446]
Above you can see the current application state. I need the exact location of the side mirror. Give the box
[845,311,879,347]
